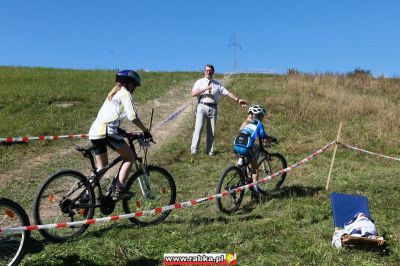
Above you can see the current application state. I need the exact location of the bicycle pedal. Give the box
[251,191,262,203]
[112,191,134,201]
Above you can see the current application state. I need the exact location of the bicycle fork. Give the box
[137,165,155,199]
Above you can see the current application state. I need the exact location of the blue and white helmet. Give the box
[248,104,267,115]
[116,70,141,86]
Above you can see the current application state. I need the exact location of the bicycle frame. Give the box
[74,132,152,209]
[238,141,269,172]
[235,139,281,191]
[74,108,155,207]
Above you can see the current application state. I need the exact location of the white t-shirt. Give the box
[192,78,230,104]
[89,87,138,140]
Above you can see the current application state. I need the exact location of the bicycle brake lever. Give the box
[143,138,156,145]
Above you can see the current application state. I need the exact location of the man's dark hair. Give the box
[204,64,215,72]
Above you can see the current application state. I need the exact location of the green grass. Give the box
[1,68,400,265]
[0,67,198,136]
[0,67,198,174]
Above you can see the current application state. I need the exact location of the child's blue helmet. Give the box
[116,70,141,86]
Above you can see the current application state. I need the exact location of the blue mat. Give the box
[331,192,371,228]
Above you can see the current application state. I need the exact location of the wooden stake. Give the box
[326,122,342,190]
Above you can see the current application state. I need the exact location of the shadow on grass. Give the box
[186,211,264,225]
[83,222,136,239]
[51,254,101,266]
[23,241,103,265]
[126,257,161,266]
[238,203,258,215]
[29,254,155,266]
[0,141,28,147]
[189,215,229,225]
[161,185,324,223]
[232,185,325,217]
[24,236,46,256]
[267,184,324,200]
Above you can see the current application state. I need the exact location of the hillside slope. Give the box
[1,68,399,265]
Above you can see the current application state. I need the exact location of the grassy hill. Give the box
[0,67,399,265]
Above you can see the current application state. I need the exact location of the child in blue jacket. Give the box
[233,104,277,200]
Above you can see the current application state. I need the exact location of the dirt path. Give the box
[130,80,196,148]
[0,80,196,184]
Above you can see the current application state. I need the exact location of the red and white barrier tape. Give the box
[0,134,88,143]
[338,142,400,162]
[0,140,336,234]
[0,103,190,143]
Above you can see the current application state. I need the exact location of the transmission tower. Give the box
[228,32,241,74]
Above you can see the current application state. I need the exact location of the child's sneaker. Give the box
[112,186,134,201]
[251,190,261,202]
[251,186,263,203]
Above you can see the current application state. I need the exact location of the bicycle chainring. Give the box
[60,198,73,214]
[100,195,115,215]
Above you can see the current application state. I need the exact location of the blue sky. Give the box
[1,1,399,76]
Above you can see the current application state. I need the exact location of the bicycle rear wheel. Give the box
[123,165,176,225]
[215,166,245,214]
[33,170,95,242]
[257,152,287,194]
[0,198,30,266]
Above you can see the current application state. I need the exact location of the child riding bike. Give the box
[233,104,278,201]
[88,70,152,201]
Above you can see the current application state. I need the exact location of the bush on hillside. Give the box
[346,68,372,78]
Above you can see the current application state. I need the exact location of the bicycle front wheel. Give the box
[257,152,287,194]
[0,198,30,266]
[215,166,245,214]
[123,165,176,226]
[33,170,95,242]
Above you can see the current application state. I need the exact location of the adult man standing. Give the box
[190,64,247,156]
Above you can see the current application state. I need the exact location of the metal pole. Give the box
[228,32,241,74]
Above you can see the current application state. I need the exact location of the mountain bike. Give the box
[0,197,30,266]
[33,129,176,242]
[215,138,287,214]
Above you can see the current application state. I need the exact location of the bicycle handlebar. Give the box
[259,136,279,148]
[118,128,156,144]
